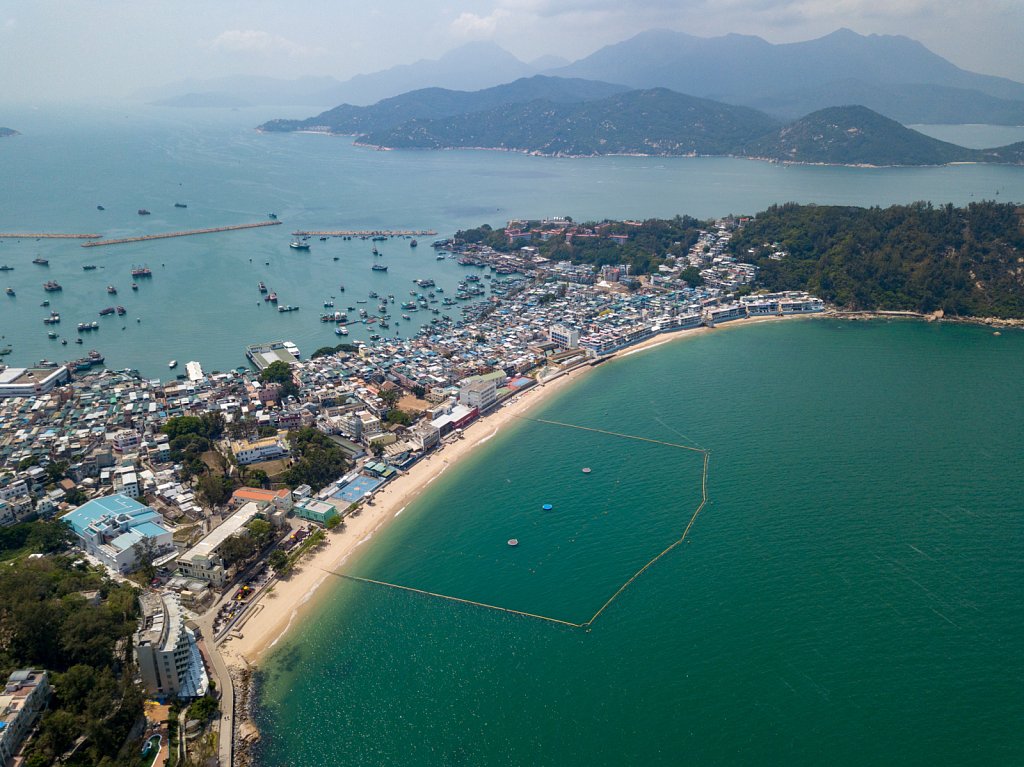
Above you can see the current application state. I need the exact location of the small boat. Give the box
[0,265,13,271]
[332,256,340,261]
[96,205,105,211]
[289,240,310,250]
[42,312,60,325]
[5,287,14,296]
[410,239,418,247]
[43,281,62,291]
[115,306,126,315]
[277,304,299,313]
[75,337,83,344]
[507,539,519,547]
[371,264,388,272]
[320,236,328,241]
[83,264,97,271]
[47,330,58,339]
[582,468,592,474]
[174,202,187,208]
[268,213,278,220]
[32,257,49,265]
[131,283,138,290]
[169,360,178,369]
[61,339,67,345]
[40,300,49,307]
[258,282,267,293]
[324,300,334,308]
[138,209,151,215]
[131,265,152,277]
[107,285,117,294]
[99,307,115,316]
[335,326,348,336]
[266,292,278,303]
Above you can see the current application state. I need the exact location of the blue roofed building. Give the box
[61,494,173,573]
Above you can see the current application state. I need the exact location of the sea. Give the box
[3,105,1023,764]
[1,105,1024,376]
[253,318,1024,766]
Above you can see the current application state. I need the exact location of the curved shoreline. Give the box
[217,313,813,670]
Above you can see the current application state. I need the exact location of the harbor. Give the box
[81,221,283,247]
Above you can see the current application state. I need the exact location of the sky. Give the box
[1,0,1023,102]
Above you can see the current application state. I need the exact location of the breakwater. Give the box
[81,221,283,247]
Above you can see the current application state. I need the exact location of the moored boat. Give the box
[43,281,62,291]
[169,360,178,369]
[371,264,388,272]
[99,307,115,316]
[138,209,150,215]
[289,240,310,250]
[32,257,49,265]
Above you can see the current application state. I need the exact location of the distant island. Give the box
[259,78,1024,167]
[0,127,19,137]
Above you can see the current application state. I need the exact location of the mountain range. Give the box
[258,77,1024,166]
[146,29,1024,125]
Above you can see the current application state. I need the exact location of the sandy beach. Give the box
[219,312,811,669]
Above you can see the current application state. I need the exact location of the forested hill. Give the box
[362,89,781,156]
[742,106,979,165]
[729,201,1024,318]
[257,76,629,135]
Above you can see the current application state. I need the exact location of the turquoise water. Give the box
[254,319,1024,765]
[2,106,1024,376]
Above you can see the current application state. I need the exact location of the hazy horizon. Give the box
[2,0,1023,105]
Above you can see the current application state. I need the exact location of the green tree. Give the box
[267,549,289,574]
[247,518,274,547]
[385,408,413,426]
[379,387,400,408]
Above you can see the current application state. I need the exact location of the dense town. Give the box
[0,217,821,766]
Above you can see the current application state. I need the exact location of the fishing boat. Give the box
[266,292,278,303]
[43,281,62,292]
[371,264,388,272]
[277,305,299,313]
[115,306,126,315]
[289,240,310,250]
[42,312,60,325]
[131,265,152,277]
[99,307,115,316]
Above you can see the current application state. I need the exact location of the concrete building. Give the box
[176,501,263,587]
[61,494,173,573]
[134,592,208,699]
[293,499,339,526]
[111,429,141,453]
[458,378,498,413]
[410,422,441,451]
[0,366,69,399]
[549,324,580,349]
[0,669,51,766]
[230,436,289,466]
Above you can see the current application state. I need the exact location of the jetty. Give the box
[290,229,437,237]
[81,221,283,248]
[0,233,101,239]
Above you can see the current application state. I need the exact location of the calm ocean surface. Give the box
[1,105,1023,376]
[254,319,1023,766]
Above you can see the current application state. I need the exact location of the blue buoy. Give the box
[542,503,553,511]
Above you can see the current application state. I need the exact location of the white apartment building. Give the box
[135,592,208,698]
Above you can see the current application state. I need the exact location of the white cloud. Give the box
[451,9,510,38]
[209,29,319,57]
